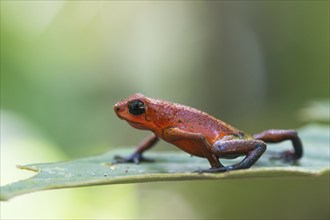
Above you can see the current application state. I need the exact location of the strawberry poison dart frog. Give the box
[113,94,303,173]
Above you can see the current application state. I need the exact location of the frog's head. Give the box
[114,93,155,130]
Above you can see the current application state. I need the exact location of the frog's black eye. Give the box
[128,100,146,116]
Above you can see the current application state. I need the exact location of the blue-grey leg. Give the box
[253,129,303,161]
[199,139,267,173]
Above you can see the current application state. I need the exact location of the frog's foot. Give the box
[113,152,154,164]
[269,150,298,163]
[193,166,228,173]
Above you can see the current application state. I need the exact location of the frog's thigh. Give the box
[163,127,204,142]
[163,127,222,168]
[212,139,266,157]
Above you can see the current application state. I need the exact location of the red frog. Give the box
[113,93,303,173]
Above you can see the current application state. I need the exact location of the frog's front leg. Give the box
[200,139,267,173]
[113,133,159,164]
[163,127,223,169]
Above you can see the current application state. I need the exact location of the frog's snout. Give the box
[114,104,120,112]
[114,102,126,119]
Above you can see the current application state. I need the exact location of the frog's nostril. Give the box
[114,104,121,112]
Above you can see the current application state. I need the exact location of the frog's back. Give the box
[148,98,243,142]
[173,103,242,138]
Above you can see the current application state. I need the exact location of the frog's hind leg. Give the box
[201,140,266,173]
[253,129,303,161]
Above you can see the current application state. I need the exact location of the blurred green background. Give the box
[1,1,329,219]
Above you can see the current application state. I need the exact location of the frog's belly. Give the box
[171,139,206,158]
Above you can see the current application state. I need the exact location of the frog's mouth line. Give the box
[116,110,149,123]
[127,121,142,125]
[117,114,143,125]
[127,121,146,130]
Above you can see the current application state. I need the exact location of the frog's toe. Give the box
[113,155,132,163]
[279,150,299,163]
[193,167,228,173]
[269,150,298,163]
[113,153,154,164]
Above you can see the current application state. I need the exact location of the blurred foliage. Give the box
[1,1,329,219]
[299,99,330,123]
[1,1,329,157]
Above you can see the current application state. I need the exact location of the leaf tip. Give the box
[16,165,39,172]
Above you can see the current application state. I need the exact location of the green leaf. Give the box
[299,100,330,123]
[1,124,329,201]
